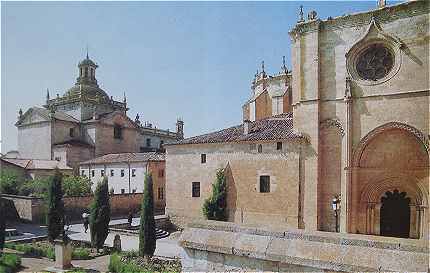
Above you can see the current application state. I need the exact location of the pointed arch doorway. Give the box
[380,190,410,238]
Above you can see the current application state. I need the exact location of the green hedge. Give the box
[5,243,90,260]
[0,253,21,273]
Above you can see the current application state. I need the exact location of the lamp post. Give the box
[332,195,341,232]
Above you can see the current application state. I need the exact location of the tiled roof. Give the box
[170,113,303,145]
[80,152,165,165]
[1,158,72,170]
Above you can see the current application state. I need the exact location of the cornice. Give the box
[289,1,429,38]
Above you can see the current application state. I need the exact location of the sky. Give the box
[1,1,392,153]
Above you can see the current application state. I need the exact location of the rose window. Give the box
[356,44,394,81]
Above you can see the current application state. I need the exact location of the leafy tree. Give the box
[0,169,24,195]
[139,173,156,258]
[47,169,65,242]
[203,168,227,221]
[0,198,6,257]
[19,177,50,198]
[90,177,110,250]
[62,176,92,197]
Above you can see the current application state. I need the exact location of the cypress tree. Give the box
[90,177,110,250]
[203,168,227,221]
[47,169,65,242]
[139,173,156,258]
[0,198,6,257]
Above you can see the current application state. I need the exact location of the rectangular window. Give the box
[121,189,125,194]
[158,187,164,200]
[201,154,206,164]
[260,176,270,193]
[132,169,136,177]
[192,182,200,197]
[101,170,105,177]
[158,169,164,178]
[114,125,122,139]
[277,142,283,150]
[146,138,151,147]
[121,169,125,177]
[81,170,85,176]
[69,128,75,137]
[91,170,95,177]
[110,170,114,177]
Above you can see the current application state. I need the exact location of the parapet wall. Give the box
[179,220,428,272]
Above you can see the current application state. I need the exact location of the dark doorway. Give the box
[380,189,410,238]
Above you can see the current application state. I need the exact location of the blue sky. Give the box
[1,1,389,152]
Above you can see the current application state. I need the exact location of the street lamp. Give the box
[332,195,341,232]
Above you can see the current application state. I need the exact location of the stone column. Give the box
[374,203,381,235]
[341,77,353,233]
[409,205,418,239]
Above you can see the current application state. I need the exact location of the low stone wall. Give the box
[63,194,144,221]
[1,194,45,223]
[179,220,429,272]
[2,193,161,223]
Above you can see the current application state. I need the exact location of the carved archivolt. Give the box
[320,118,345,137]
[353,122,430,166]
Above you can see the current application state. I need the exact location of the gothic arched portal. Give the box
[380,190,411,238]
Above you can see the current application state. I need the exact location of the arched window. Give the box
[257,144,263,153]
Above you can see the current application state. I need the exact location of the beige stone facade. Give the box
[166,0,429,244]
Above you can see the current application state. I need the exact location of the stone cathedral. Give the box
[166,0,429,244]
[15,54,184,172]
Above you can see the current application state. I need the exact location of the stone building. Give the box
[15,54,184,172]
[166,0,429,244]
[79,152,166,212]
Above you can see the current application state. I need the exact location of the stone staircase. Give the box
[155,228,169,239]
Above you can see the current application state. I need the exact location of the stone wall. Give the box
[2,193,148,223]
[1,194,45,223]
[166,142,301,229]
[179,220,428,272]
[63,193,144,220]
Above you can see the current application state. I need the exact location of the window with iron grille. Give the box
[192,182,200,197]
[260,176,270,193]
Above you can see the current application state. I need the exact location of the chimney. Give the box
[243,120,251,135]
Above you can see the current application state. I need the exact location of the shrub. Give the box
[72,248,90,260]
[18,178,50,198]
[62,176,92,197]
[139,173,156,258]
[0,199,6,256]
[108,253,121,273]
[90,177,110,250]
[0,253,21,273]
[47,169,65,242]
[0,169,24,195]
[203,168,227,221]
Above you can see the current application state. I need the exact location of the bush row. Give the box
[4,243,90,260]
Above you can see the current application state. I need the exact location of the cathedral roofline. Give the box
[289,0,427,38]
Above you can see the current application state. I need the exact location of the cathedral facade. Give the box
[166,0,429,243]
[15,55,184,172]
